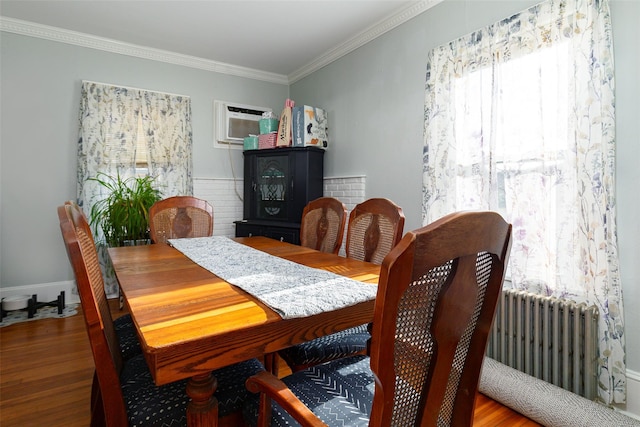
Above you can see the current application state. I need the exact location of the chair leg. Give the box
[90,370,100,412]
[90,370,106,427]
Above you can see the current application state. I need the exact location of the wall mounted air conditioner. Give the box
[214,100,271,149]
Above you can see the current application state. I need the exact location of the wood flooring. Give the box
[0,300,540,426]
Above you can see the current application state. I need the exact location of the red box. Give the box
[259,132,277,149]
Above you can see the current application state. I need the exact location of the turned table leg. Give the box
[186,372,218,427]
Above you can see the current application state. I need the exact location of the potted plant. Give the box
[88,172,162,247]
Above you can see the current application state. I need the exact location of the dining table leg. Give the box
[186,372,218,427]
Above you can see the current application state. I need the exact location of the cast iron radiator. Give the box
[485,289,599,399]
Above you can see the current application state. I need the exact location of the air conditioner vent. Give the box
[214,100,271,149]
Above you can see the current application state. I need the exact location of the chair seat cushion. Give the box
[279,324,370,368]
[122,355,264,426]
[243,355,374,427]
[113,314,142,361]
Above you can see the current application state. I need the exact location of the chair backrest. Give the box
[149,196,214,244]
[368,211,512,427]
[345,198,405,265]
[58,201,129,426]
[299,197,347,254]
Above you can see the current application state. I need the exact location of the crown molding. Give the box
[1,1,441,86]
[288,0,442,84]
[0,16,289,85]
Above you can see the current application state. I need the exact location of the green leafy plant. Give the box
[88,172,162,247]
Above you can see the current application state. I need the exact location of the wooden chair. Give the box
[278,198,405,372]
[149,196,213,244]
[244,211,512,427]
[58,201,264,426]
[299,197,347,254]
[345,198,405,265]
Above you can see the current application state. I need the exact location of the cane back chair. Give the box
[149,196,214,244]
[345,198,405,265]
[299,197,347,254]
[244,211,512,427]
[279,198,405,372]
[58,201,263,426]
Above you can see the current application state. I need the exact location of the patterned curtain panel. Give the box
[141,90,193,196]
[77,81,193,296]
[422,0,623,404]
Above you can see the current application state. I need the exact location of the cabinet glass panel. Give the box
[257,156,289,220]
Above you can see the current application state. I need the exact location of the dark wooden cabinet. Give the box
[234,147,324,244]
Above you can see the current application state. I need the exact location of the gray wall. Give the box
[0,33,288,287]
[290,0,640,405]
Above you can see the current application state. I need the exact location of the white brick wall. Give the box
[324,175,366,255]
[194,175,366,246]
[194,178,244,237]
[323,176,366,211]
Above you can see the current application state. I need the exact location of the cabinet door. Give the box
[254,154,290,220]
[243,151,290,221]
[288,149,324,223]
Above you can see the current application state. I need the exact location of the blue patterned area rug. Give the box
[0,304,78,328]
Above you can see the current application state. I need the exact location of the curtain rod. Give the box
[81,80,190,99]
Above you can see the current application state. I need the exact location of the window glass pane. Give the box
[451,40,573,283]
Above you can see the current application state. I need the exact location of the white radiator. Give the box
[486,289,599,399]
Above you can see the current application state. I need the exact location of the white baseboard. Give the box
[0,281,80,305]
[615,368,640,420]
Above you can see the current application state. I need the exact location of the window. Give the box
[78,81,193,209]
[77,81,193,297]
[450,41,575,292]
[423,0,623,404]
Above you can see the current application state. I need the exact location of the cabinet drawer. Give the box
[235,222,263,238]
[264,229,298,244]
[234,221,300,245]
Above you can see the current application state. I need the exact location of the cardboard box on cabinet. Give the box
[292,105,328,149]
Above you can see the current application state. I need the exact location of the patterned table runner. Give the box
[168,237,377,319]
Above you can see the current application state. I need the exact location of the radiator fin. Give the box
[486,289,599,399]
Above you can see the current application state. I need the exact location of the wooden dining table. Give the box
[108,236,380,427]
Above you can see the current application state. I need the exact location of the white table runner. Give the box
[168,236,377,319]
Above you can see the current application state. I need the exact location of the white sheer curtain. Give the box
[77,81,192,296]
[423,0,624,404]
